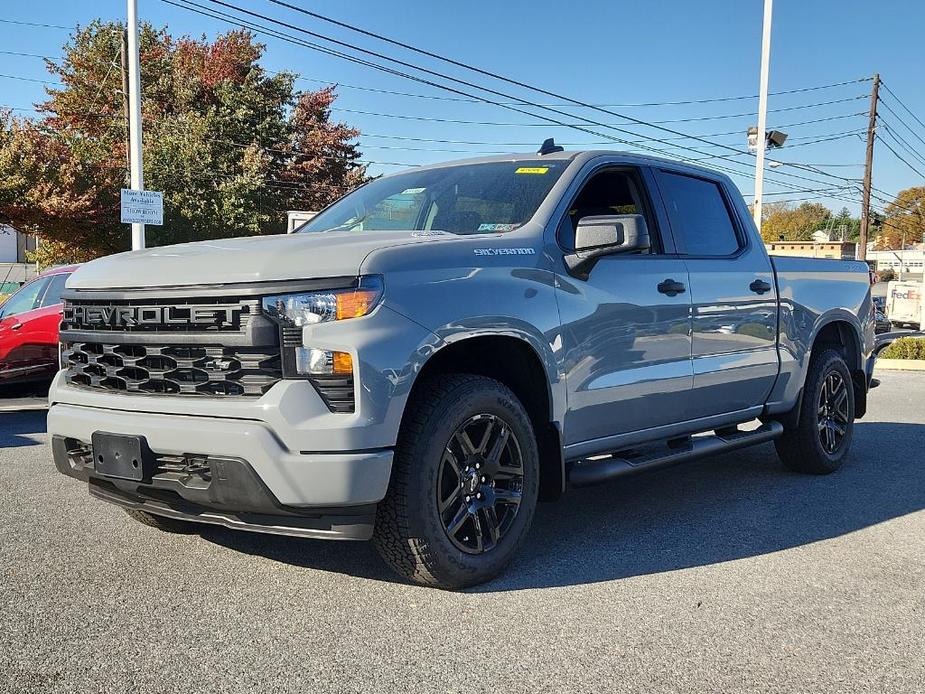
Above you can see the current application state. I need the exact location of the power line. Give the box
[292,73,870,108]
[880,82,925,136]
[0,72,62,86]
[261,0,866,188]
[329,97,866,128]
[877,120,925,169]
[0,50,57,60]
[171,0,862,197]
[877,129,925,179]
[0,18,73,30]
[877,97,925,150]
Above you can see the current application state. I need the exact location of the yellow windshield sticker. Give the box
[515,167,549,174]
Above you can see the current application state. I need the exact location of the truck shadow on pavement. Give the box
[0,411,48,448]
[203,420,925,591]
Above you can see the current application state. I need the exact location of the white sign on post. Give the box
[121,189,163,226]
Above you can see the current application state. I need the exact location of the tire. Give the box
[775,349,855,474]
[373,374,540,589]
[124,508,201,534]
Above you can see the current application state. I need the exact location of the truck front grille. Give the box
[62,342,282,397]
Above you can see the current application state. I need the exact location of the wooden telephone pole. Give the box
[859,73,880,261]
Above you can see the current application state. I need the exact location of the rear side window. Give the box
[657,171,741,256]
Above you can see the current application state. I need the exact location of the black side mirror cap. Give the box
[564,214,650,279]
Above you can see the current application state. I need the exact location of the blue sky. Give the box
[2,0,923,216]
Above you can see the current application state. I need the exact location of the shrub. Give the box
[880,337,925,360]
[878,268,896,283]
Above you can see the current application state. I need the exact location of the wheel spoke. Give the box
[825,424,835,452]
[482,424,510,474]
[479,506,501,547]
[471,511,484,552]
[446,504,470,537]
[831,420,847,437]
[477,417,497,455]
[442,448,461,478]
[439,486,462,514]
[456,430,479,457]
[493,487,522,506]
[833,386,848,411]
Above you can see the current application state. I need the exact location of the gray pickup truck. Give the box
[50,144,876,588]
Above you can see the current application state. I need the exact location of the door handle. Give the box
[749,279,772,295]
[10,322,22,330]
[657,279,686,296]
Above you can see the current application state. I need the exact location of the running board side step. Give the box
[567,421,784,488]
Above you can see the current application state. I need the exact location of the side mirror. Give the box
[564,214,650,279]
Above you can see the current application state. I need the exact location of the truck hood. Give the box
[67,230,455,290]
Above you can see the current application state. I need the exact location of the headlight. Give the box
[262,276,384,326]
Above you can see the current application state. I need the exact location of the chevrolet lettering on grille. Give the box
[64,304,242,329]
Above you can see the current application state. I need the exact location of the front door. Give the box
[554,166,693,447]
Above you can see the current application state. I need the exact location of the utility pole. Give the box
[126,0,145,250]
[859,73,880,262]
[752,0,773,231]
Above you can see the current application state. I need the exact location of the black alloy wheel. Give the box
[437,414,524,554]
[817,370,850,454]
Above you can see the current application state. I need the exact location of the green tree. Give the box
[832,206,860,241]
[759,201,833,242]
[0,21,366,259]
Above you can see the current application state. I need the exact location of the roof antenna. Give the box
[537,137,564,155]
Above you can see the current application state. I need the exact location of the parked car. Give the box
[875,309,892,334]
[49,147,876,589]
[0,266,77,385]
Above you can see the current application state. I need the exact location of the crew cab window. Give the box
[657,171,741,256]
[559,168,658,253]
[0,277,49,319]
[40,273,70,308]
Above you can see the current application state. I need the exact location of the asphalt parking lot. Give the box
[1,372,923,694]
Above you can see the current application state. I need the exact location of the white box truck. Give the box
[885,280,922,330]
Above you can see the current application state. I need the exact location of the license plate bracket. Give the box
[91,432,155,481]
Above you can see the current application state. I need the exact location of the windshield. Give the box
[299,160,568,235]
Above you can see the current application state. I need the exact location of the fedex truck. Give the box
[885,280,922,330]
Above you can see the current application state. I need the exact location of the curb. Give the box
[874,359,925,372]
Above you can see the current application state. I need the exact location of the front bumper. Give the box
[53,437,377,540]
[48,402,393,507]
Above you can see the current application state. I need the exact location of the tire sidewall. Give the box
[802,351,855,470]
[401,379,539,585]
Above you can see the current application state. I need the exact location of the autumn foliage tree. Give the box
[877,186,925,249]
[758,201,833,242]
[0,21,366,262]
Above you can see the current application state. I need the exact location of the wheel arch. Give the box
[808,315,868,420]
[402,333,566,501]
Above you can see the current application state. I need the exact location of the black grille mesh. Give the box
[63,342,282,397]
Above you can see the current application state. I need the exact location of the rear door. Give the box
[653,169,778,418]
[555,164,694,447]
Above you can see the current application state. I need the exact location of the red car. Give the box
[0,265,78,385]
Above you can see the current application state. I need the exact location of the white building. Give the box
[866,246,925,275]
[0,225,39,292]
[0,224,36,263]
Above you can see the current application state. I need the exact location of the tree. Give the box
[876,186,925,250]
[832,206,860,241]
[0,21,366,260]
[759,201,833,242]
